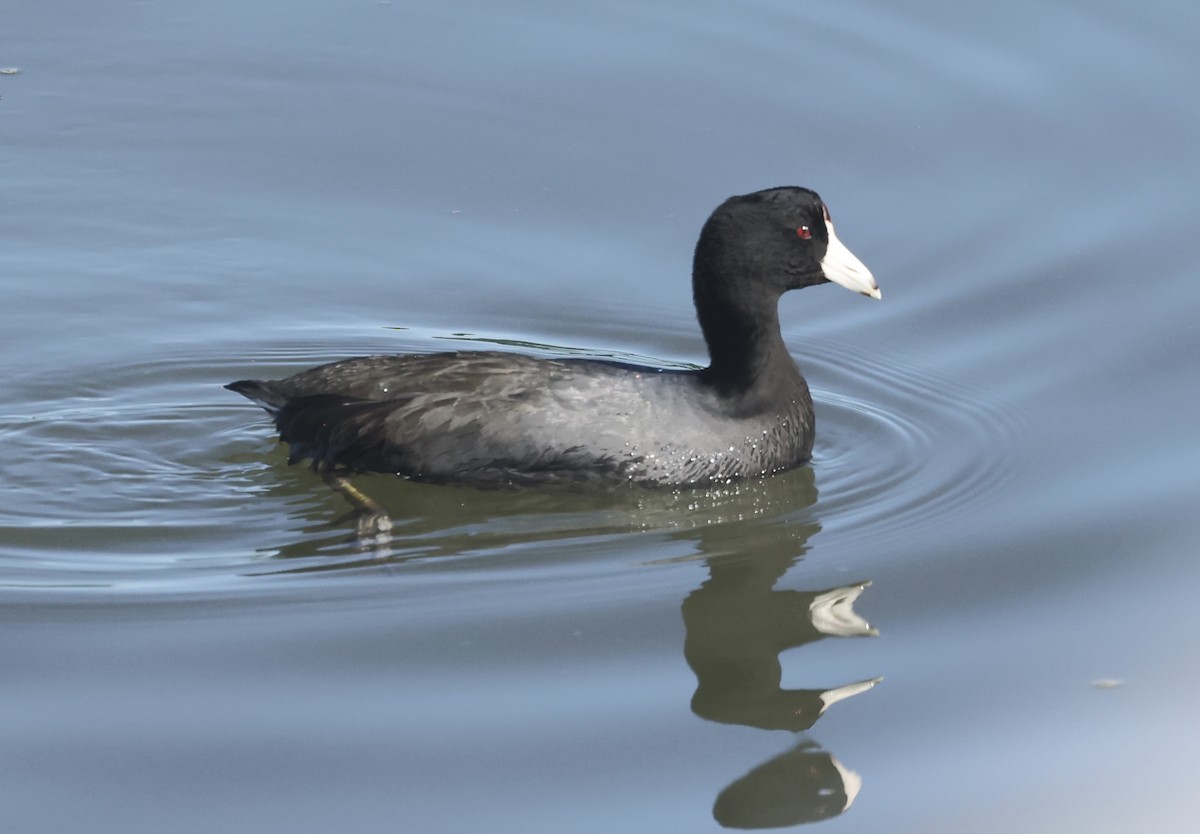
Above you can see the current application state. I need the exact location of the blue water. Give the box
[3,0,1199,831]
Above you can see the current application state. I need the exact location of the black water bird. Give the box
[227,187,880,491]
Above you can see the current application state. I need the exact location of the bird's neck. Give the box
[694,267,798,401]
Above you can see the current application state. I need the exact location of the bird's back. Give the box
[227,350,814,486]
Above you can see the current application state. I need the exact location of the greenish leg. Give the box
[322,472,394,541]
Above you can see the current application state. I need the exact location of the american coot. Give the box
[227,186,879,490]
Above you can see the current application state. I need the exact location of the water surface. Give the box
[3,0,1199,831]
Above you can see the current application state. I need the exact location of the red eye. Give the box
[796,226,812,240]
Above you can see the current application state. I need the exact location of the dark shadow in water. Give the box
[683,482,880,828]
[247,458,880,827]
[251,454,826,569]
[712,740,864,829]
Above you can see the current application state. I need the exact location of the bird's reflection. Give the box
[685,560,877,732]
[251,458,880,827]
[713,740,864,829]
[682,475,880,828]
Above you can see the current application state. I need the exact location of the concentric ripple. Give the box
[801,335,1026,549]
[0,326,1023,586]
